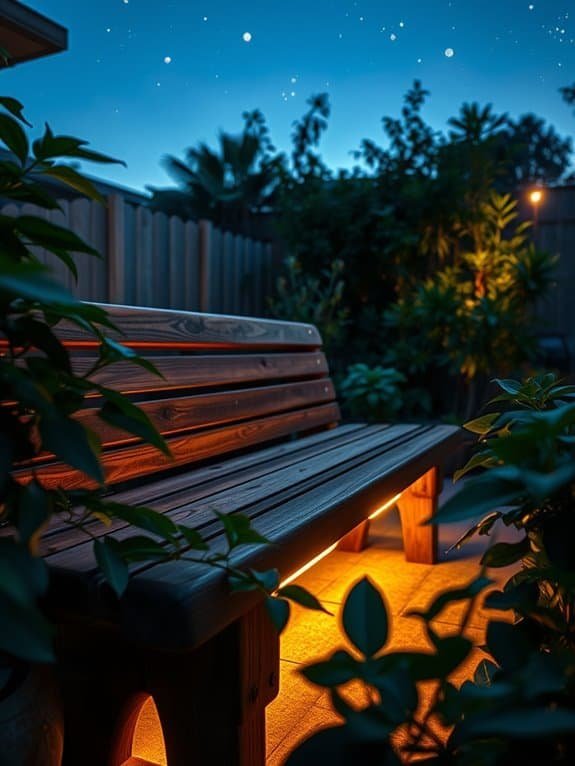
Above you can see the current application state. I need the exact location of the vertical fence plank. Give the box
[49,200,75,294]
[1,193,274,315]
[135,206,153,306]
[253,240,263,316]
[232,234,243,315]
[152,211,169,308]
[198,219,212,312]
[210,226,222,313]
[123,202,137,305]
[107,194,126,304]
[184,220,200,310]
[222,231,234,314]
[168,216,185,309]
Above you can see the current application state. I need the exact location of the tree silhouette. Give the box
[148,110,278,231]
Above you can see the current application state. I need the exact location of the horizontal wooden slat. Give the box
[74,380,336,448]
[71,352,329,396]
[45,424,463,648]
[57,303,322,350]
[23,403,341,490]
[43,424,392,558]
[121,425,462,647]
[41,424,371,555]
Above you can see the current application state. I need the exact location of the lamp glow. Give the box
[278,494,402,588]
[279,543,339,588]
[368,493,403,520]
[530,189,543,205]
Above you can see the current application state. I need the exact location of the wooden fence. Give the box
[1,193,276,316]
[529,185,575,355]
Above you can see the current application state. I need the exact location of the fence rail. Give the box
[1,193,276,316]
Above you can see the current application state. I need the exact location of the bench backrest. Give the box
[30,304,340,490]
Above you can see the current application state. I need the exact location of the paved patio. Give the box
[130,479,518,765]
[266,482,518,764]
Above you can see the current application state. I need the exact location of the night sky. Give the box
[4,1,575,191]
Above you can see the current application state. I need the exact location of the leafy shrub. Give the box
[0,97,320,666]
[437,373,575,652]
[287,574,575,765]
[338,364,406,422]
[268,255,349,354]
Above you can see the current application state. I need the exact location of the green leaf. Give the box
[0,538,49,605]
[0,255,77,305]
[481,538,530,568]
[301,650,360,687]
[485,620,532,672]
[112,535,172,563]
[39,165,106,204]
[15,215,98,257]
[446,511,502,553]
[453,451,497,482]
[178,525,209,550]
[248,568,280,592]
[493,378,521,395]
[278,584,331,614]
[464,412,500,435]
[215,512,271,550]
[0,112,29,164]
[32,128,125,166]
[99,338,163,377]
[0,593,54,663]
[94,538,130,596]
[454,707,575,742]
[0,97,32,126]
[429,635,473,677]
[342,577,389,657]
[265,596,290,632]
[18,480,51,553]
[39,415,104,484]
[433,474,522,525]
[91,500,178,541]
[473,659,498,687]
[97,395,170,457]
[15,316,71,372]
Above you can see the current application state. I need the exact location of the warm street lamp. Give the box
[529,187,544,238]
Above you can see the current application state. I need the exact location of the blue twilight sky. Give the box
[2,0,574,192]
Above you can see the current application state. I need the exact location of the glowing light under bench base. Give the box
[279,493,402,588]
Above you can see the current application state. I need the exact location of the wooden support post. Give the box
[397,466,440,564]
[58,645,142,766]
[149,602,279,766]
[198,219,212,313]
[337,520,370,552]
[107,193,126,304]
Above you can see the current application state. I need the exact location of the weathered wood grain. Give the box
[397,467,440,564]
[46,426,448,575]
[74,379,336,448]
[43,424,397,559]
[25,403,341,490]
[56,303,322,349]
[41,424,370,554]
[113,425,462,648]
[71,352,329,396]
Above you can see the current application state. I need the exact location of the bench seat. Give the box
[29,303,464,766]
[45,421,460,650]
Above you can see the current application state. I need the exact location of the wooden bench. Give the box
[36,304,463,766]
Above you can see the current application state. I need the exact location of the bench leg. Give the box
[58,651,142,765]
[149,602,279,766]
[397,467,440,564]
[337,520,370,552]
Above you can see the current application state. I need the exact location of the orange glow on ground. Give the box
[131,696,167,766]
[279,495,401,588]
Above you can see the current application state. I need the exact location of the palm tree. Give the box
[148,111,279,232]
